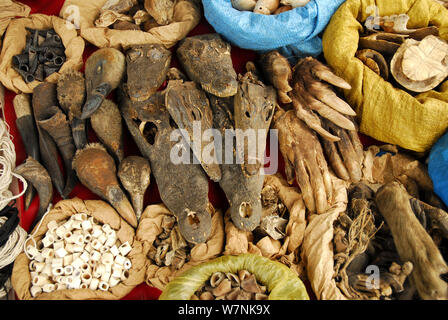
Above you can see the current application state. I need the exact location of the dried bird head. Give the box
[118,156,151,221]
[177,34,238,98]
[72,143,137,227]
[82,48,125,119]
[90,99,124,162]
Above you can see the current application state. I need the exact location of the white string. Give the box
[0,84,27,211]
[0,216,27,270]
[23,204,52,260]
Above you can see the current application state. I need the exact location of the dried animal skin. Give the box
[95,10,133,28]
[391,36,448,92]
[118,156,151,221]
[376,182,448,300]
[72,143,137,228]
[209,94,264,231]
[126,44,171,102]
[90,99,124,162]
[274,109,332,214]
[57,70,87,150]
[32,82,66,197]
[101,0,137,13]
[356,49,389,80]
[144,0,176,25]
[165,80,221,182]
[260,51,293,104]
[14,157,53,232]
[231,0,256,11]
[119,90,212,243]
[82,48,126,119]
[234,71,276,176]
[177,34,238,98]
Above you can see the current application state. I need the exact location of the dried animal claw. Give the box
[356,49,389,80]
[119,90,212,243]
[15,157,53,232]
[90,99,124,162]
[177,34,238,98]
[126,44,171,102]
[57,70,87,150]
[165,80,222,181]
[72,143,138,228]
[290,57,356,141]
[259,50,293,104]
[118,156,151,221]
[82,48,125,119]
[274,108,332,214]
[144,0,176,25]
[376,182,448,300]
[320,118,364,182]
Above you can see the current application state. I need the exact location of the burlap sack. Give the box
[59,0,201,50]
[12,198,147,300]
[300,176,349,300]
[0,14,85,94]
[224,174,307,277]
[136,203,224,291]
[0,0,30,48]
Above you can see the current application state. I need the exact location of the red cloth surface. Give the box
[4,0,381,300]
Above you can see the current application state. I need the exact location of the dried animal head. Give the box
[234,71,276,176]
[72,143,137,228]
[119,89,212,243]
[165,80,221,181]
[82,48,126,119]
[177,34,238,98]
[126,44,171,102]
[90,99,124,162]
[118,156,151,221]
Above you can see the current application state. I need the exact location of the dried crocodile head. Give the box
[177,34,238,98]
[118,87,212,243]
[234,71,276,177]
[126,44,171,102]
[165,80,222,182]
[209,94,264,232]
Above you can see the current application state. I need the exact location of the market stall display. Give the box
[0,0,447,302]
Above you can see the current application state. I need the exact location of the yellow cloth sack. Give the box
[322,0,448,153]
[59,0,201,50]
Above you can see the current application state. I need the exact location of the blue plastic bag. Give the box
[202,0,346,62]
[428,131,448,207]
